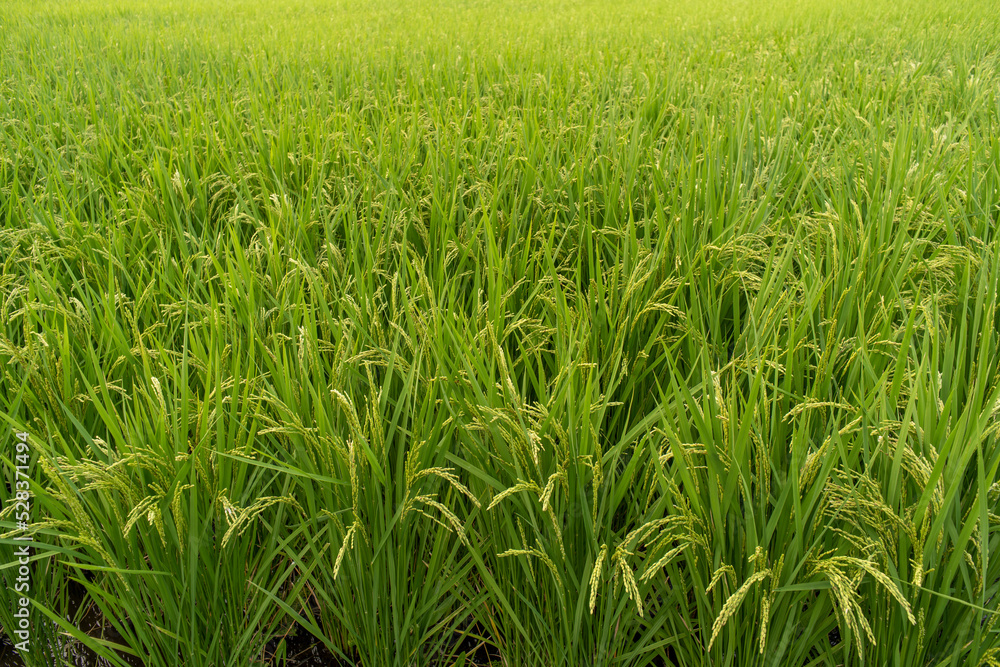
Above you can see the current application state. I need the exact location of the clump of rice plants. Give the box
[1,0,999,665]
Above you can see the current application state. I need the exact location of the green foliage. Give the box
[1,0,999,665]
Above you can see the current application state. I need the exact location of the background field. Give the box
[2,0,1000,665]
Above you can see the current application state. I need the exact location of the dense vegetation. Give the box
[2,0,1000,665]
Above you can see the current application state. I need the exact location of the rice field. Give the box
[1,0,999,665]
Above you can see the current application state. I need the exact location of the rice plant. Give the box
[1,0,999,665]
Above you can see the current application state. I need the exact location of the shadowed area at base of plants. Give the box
[0,582,502,666]
[0,581,310,667]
